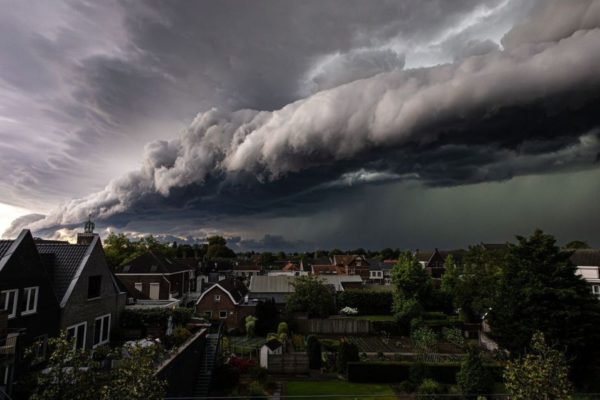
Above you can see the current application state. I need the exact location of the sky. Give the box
[1,0,600,251]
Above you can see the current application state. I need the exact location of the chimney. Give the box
[77,233,96,245]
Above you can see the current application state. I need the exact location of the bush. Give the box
[337,341,360,374]
[229,356,256,374]
[277,322,288,336]
[393,296,423,331]
[457,347,493,399]
[249,366,268,384]
[247,380,268,400]
[398,380,416,393]
[337,290,394,315]
[347,361,503,384]
[417,379,444,399]
[171,326,192,347]
[442,327,465,349]
[306,335,322,369]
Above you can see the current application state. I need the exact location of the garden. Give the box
[286,380,396,400]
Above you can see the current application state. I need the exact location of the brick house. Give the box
[195,278,253,330]
[115,252,195,302]
[333,255,371,281]
[36,228,126,351]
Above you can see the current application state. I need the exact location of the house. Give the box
[571,249,600,299]
[0,230,61,393]
[36,223,126,351]
[414,249,446,279]
[381,259,397,285]
[367,259,385,284]
[232,263,261,280]
[1,310,17,396]
[195,277,253,330]
[299,257,332,273]
[115,252,195,302]
[249,275,295,305]
[248,275,364,306]
[268,262,308,277]
[333,255,371,281]
[311,264,344,275]
[259,338,283,369]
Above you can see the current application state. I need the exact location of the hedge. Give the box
[347,361,503,384]
[120,307,194,329]
[337,290,394,315]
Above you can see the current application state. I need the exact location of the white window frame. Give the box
[22,286,39,315]
[214,294,221,302]
[149,282,160,300]
[66,322,87,351]
[134,282,143,292]
[1,289,18,319]
[219,310,228,319]
[93,314,111,348]
[592,285,600,296]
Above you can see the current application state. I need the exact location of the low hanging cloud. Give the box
[4,0,600,239]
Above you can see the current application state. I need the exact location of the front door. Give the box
[149,283,160,300]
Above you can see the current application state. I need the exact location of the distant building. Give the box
[115,252,195,302]
[195,277,253,330]
[571,249,600,299]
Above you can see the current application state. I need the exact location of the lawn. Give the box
[355,315,395,321]
[286,380,396,400]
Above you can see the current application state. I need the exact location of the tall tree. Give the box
[391,251,432,303]
[564,240,590,249]
[286,276,334,318]
[489,230,600,385]
[206,236,236,259]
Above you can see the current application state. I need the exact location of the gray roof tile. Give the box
[36,243,89,302]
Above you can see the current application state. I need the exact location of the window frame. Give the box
[134,282,143,292]
[149,282,160,300]
[66,322,87,351]
[219,310,228,319]
[592,285,600,295]
[0,289,18,319]
[93,314,111,348]
[214,294,221,302]
[22,286,39,315]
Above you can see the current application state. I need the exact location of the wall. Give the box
[195,286,239,330]
[296,318,371,335]
[116,274,171,300]
[60,241,126,349]
[267,352,309,374]
[155,329,206,398]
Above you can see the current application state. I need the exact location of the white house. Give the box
[571,249,600,299]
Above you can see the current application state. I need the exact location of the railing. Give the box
[206,321,224,393]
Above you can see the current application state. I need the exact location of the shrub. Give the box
[409,362,431,384]
[457,347,493,399]
[442,327,465,349]
[337,341,360,374]
[247,380,267,400]
[246,316,257,337]
[249,366,268,384]
[306,335,322,369]
[398,380,416,393]
[411,327,438,356]
[228,356,256,374]
[393,296,423,331]
[277,322,288,336]
[417,379,444,399]
[171,326,192,347]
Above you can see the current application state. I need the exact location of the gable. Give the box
[196,284,238,306]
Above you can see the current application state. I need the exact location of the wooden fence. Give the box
[267,352,309,374]
[296,318,371,335]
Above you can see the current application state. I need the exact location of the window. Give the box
[592,285,600,297]
[214,294,221,302]
[204,311,212,319]
[219,310,228,319]
[87,275,102,299]
[134,282,142,292]
[1,289,18,319]
[66,322,87,350]
[93,314,111,347]
[22,287,39,315]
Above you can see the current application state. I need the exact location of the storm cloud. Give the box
[2,0,600,247]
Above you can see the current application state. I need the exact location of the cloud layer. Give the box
[3,0,600,247]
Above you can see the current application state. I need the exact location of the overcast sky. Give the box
[1,0,599,250]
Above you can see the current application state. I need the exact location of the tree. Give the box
[277,322,288,336]
[28,332,166,400]
[336,340,359,374]
[103,233,136,268]
[286,276,334,318]
[447,245,506,321]
[457,347,492,399]
[206,236,236,259]
[28,332,99,400]
[245,315,257,337]
[392,252,432,303]
[504,332,572,400]
[489,230,600,382]
[258,252,275,266]
[564,240,590,249]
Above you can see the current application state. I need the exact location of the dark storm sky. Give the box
[1,0,600,250]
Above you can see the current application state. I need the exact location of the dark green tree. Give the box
[306,335,322,369]
[392,251,432,303]
[286,276,334,318]
[456,347,492,399]
[489,230,600,385]
[206,236,236,259]
[336,341,359,374]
